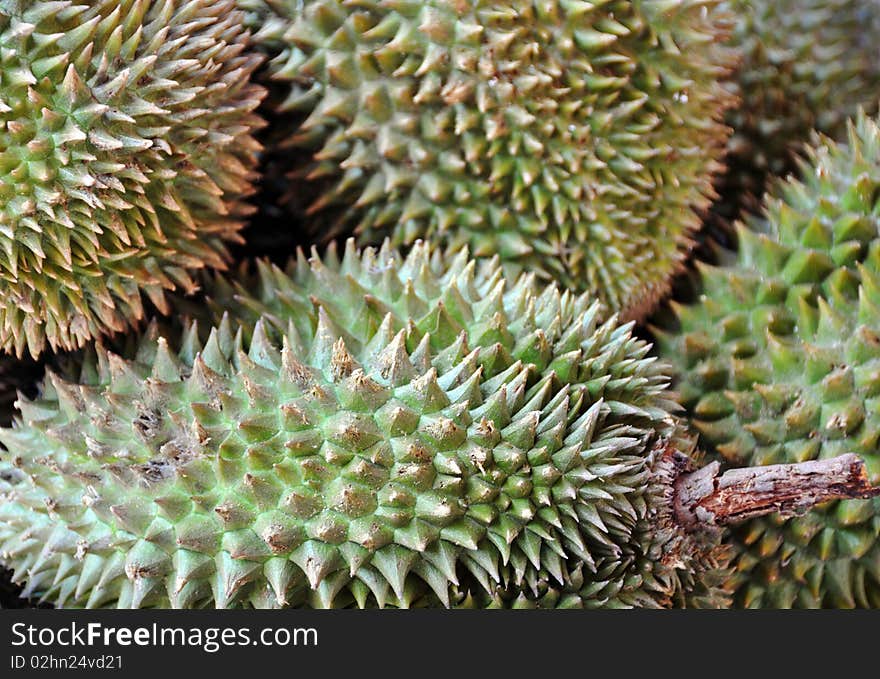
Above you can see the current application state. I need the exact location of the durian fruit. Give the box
[0,0,265,357]
[658,111,880,608]
[714,0,880,226]
[242,0,738,318]
[0,239,731,609]
[447,436,734,610]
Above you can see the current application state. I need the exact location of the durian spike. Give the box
[675,453,880,531]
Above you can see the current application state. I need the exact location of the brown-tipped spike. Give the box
[281,338,314,389]
[330,336,359,381]
[374,330,414,386]
[674,453,880,531]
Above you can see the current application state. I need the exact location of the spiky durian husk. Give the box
[658,112,880,608]
[0,0,265,357]
[713,0,880,228]
[241,0,737,318]
[0,240,726,609]
[440,439,732,609]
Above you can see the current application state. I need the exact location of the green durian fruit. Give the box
[0,240,730,609]
[658,111,880,608]
[714,0,880,226]
[446,438,734,610]
[241,0,738,319]
[0,0,265,358]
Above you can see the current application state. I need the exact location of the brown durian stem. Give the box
[674,454,880,531]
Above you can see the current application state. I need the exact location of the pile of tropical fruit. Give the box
[1,0,879,610]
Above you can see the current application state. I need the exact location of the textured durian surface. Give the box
[715,0,880,225]
[0,240,727,608]
[441,441,732,610]
[659,112,880,608]
[242,0,737,318]
[0,0,265,357]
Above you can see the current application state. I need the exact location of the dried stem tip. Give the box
[674,453,880,531]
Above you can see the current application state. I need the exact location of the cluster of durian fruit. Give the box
[0,0,879,610]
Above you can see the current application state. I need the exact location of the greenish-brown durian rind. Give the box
[712,0,880,231]
[0,239,728,609]
[240,0,738,320]
[658,111,880,608]
[0,0,266,358]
